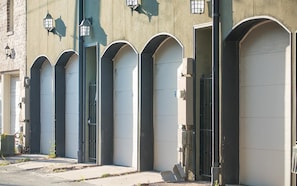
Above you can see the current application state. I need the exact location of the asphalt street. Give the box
[0,166,82,185]
[0,163,92,186]
[0,155,210,186]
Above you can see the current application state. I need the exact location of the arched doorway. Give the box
[64,54,79,158]
[30,58,55,155]
[40,60,54,154]
[100,42,138,168]
[140,35,183,171]
[239,21,290,185]
[221,19,291,185]
[153,38,182,171]
[55,51,79,158]
[113,45,138,168]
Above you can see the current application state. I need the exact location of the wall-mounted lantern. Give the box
[190,0,205,14]
[126,0,139,10]
[5,44,13,59]
[79,18,92,37]
[43,13,55,32]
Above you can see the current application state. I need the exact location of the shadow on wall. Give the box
[135,0,159,22]
[46,16,67,41]
[97,0,107,46]
[96,24,107,46]
[85,0,107,46]
[220,0,233,39]
[55,17,66,39]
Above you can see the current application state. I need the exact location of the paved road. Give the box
[0,163,94,186]
[0,155,210,186]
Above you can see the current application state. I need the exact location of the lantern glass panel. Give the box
[191,0,205,14]
[79,19,92,36]
[43,13,54,31]
[126,0,138,7]
[80,25,90,36]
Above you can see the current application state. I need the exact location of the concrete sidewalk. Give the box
[0,154,210,186]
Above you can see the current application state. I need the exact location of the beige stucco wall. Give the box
[96,0,212,58]
[223,0,297,35]
[27,0,78,71]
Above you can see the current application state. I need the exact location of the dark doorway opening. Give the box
[199,75,212,180]
[88,82,96,162]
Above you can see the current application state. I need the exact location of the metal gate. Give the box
[199,75,212,179]
[88,82,96,162]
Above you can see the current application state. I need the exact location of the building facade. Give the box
[82,0,212,181]
[27,0,79,158]
[25,0,297,185]
[0,0,27,151]
[220,1,297,185]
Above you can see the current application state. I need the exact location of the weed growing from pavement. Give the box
[0,161,9,166]
[78,176,86,182]
[54,168,67,173]
[0,155,30,166]
[16,158,30,163]
[0,153,9,166]
[214,180,219,186]
[101,173,111,178]
[48,143,56,158]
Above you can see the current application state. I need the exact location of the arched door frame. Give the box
[139,33,184,171]
[30,56,50,153]
[99,41,138,165]
[55,50,78,157]
[221,16,291,184]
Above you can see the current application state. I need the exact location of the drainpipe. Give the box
[78,0,84,163]
[211,0,220,184]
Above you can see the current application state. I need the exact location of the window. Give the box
[7,0,14,33]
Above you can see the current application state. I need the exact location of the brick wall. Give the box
[0,0,26,75]
[0,0,27,144]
